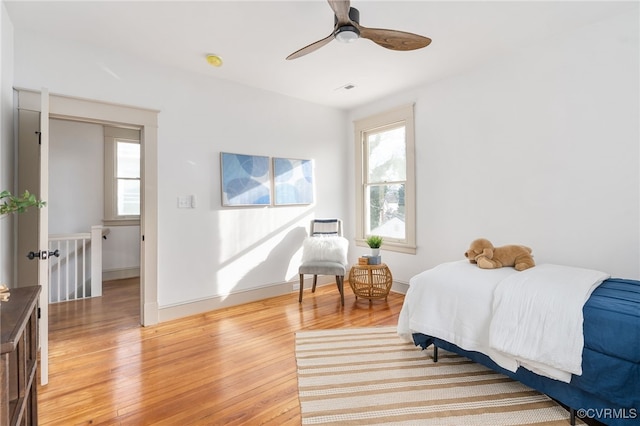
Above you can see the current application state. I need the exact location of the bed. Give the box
[397,260,640,425]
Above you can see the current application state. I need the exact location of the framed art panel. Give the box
[273,157,314,205]
[221,152,271,206]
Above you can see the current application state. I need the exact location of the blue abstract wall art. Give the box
[273,158,314,205]
[221,153,271,206]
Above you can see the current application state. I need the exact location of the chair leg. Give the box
[336,275,344,306]
[311,275,318,293]
[299,274,304,303]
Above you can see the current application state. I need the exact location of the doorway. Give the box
[50,119,141,303]
[15,89,159,326]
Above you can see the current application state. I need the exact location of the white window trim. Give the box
[354,104,416,254]
[104,126,141,226]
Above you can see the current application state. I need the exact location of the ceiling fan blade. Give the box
[286,32,335,60]
[328,0,351,26]
[357,25,432,51]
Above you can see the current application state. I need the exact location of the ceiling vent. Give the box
[335,83,356,91]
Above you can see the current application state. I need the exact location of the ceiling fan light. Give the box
[335,25,360,43]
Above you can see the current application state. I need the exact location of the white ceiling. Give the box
[4,1,636,110]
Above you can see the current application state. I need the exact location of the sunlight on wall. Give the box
[216,209,314,296]
[286,249,304,282]
[216,247,270,296]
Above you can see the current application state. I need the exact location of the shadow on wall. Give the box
[237,226,308,289]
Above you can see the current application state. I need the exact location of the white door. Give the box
[16,89,50,385]
[38,89,50,385]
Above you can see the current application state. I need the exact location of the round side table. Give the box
[348,263,393,301]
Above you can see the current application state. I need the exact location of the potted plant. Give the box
[0,190,45,215]
[0,190,44,304]
[366,235,383,257]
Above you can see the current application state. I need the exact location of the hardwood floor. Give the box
[38,278,405,425]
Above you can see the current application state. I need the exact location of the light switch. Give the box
[177,196,192,208]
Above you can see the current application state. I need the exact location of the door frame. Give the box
[16,88,159,326]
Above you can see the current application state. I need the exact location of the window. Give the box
[354,105,416,254]
[104,126,141,225]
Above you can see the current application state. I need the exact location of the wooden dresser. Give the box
[1,286,40,425]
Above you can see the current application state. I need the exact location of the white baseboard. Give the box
[103,267,140,281]
[391,280,409,295]
[158,280,296,323]
[158,277,409,323]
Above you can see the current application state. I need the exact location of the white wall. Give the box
[349,10,639,281]
[0,2,14,285]
[49,119,103,234]
[48,119,140,275]
[11,29,349,308]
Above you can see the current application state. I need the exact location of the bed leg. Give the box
[433,345,438,363]
[570,407,575,426]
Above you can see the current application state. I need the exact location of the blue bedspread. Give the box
[582,278,640,364]
[412,277,640,425]
[575,279,640,410]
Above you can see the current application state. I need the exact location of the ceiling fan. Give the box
[286,0,432,60]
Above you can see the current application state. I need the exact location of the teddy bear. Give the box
[464,238,535,271]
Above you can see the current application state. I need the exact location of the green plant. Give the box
[0,190,46,215]
[366,235,383,249]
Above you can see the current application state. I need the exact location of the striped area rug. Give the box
[295,326,582,425]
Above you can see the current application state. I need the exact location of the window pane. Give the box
[355,104,415,253]
[117,179,140,215]
[117,141,140,178]
[366,183,406,240]
[367,126,406,183]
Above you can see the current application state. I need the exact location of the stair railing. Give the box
[48,225,110,303]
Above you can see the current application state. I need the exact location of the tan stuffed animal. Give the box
[464,238,535,271]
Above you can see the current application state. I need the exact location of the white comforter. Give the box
[397,261,521,372]
[490,264,609,382]
[397,260,609,382]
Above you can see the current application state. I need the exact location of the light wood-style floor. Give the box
[38,278,405,425]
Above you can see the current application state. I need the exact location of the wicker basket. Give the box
[348,264,393,300]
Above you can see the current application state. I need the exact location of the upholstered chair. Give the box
[298,219,348,305]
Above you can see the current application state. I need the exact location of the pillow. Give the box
[301,236,348,265]
[311,219,340,236]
